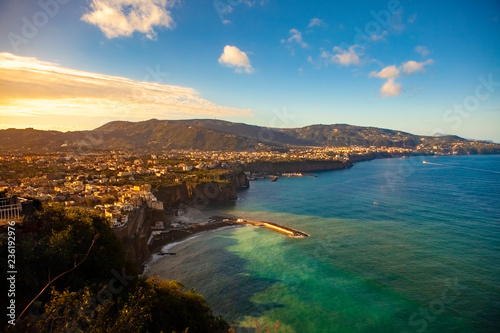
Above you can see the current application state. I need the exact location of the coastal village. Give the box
[0,142,491,262]
[0,145,416,203]
[0,143,482,218]
[0,145,411,253]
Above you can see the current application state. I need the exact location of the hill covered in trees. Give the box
[0,205,229,332]
[1,119,499,154]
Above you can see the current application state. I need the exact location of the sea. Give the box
[145,155,500,333]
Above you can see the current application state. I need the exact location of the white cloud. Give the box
[81,0,177,39]
[402,59,434,75]
[380,78,402,97]
[307,18,326,28]
[415,45,430,57]
[218,45,254,74]
[223,19,231,25]
[369,65,401,97]
[322,45,363,66]
[0,53,252,123]
[284,28,308,48]
[369,60,433,97]
[369,65,400,79]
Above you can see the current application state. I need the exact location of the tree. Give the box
[33,277,230,333]
[1,204,231,332]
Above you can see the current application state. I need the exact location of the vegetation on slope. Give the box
[2,118,499,153]
[0,204,229,332]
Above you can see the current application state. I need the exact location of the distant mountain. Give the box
[0,119,499,153]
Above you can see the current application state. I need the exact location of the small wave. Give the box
[142,234,202,275]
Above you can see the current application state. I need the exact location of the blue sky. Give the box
[0,0,499,142]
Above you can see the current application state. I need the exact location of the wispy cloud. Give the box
[390,12,405,33]
[415,45,430,57]
[282,28,308,48]
[307,18,326,28]
[0,53,252,126]
[369,30,388,42]
[218,45,254,74]
[408,13,417,23]
[81,0,177,39]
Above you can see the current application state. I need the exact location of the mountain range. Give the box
[0,119,498,153]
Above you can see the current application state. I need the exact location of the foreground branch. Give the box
[17,233,100,323]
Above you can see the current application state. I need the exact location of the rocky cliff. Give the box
[188,182,237,204]
[243,160,352,174]
[153,170,248,207]
[220,169,250,188]
[154,184,190,207]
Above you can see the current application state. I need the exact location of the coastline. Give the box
[141,154,416,273]
[142,208,241,274]
[141,154,409,273]
[149,220,237,254]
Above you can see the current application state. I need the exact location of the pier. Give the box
[211,216,309,238]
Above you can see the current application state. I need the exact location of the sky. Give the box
[0,0,499,142]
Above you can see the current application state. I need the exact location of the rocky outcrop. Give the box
[243,160,352,174]
[188,182,237,203]
[220,169,249,188]
[154,184,190,207]
[153,170,248,207]
[349,152,392,162]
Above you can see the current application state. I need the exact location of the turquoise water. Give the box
[146,155,500,332]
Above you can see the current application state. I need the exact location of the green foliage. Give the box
[1,203,230,332]
[145,278,229,333]
[35,285,153,333]
[1,205,128,325]
[32,277,229,333]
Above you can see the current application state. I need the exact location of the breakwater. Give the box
[211,216,309,238]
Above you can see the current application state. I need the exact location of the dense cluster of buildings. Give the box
[0,144,459,227]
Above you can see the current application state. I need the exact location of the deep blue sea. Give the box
[146,155,500,332]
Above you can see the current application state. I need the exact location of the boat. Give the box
[270,176,279,182]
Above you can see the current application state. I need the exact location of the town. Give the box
[0,142,491,238]
[0,142,486,210]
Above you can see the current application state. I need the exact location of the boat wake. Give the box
[423,160,500,174]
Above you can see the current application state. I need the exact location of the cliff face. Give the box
[188,182,237,202]
[220,170,250,188]
[153,170,248,207]
[243,160,352,174]
[154,184,190,207]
